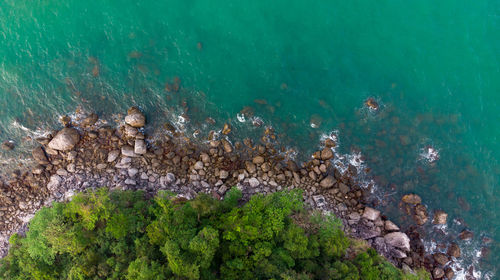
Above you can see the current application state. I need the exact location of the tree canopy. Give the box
[0,188,429,280]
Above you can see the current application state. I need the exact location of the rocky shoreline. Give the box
[0,107,460,279]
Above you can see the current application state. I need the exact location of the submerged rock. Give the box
[1,140,15,151]
[48,128,80,151]
[402,194,422,204]
[447,243,461,258]
[413,204,428,225]
[459,229,474,240]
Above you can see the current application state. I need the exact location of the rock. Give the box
[391,249,407,259]
[47,175,62,191]
[32,165,44,175]
[121,145,138,157]
[447,243,461,258]
[402,194,422,204]
[245,161,256,173]
[433,253,449,265]
[222,123,231,135]
[56,168,68,176]
[45,147,58,155]
[134,140,147,155]
[124,179,136,185]
[433,210,448,225]
[107,150,120,162]
[194,161,204,170]
[125,107,146,127]
[48,128,80,151]
[165,173,176,184]
[384,220,400,231]
[127,168,138,177]
[67,163,76,173]
[261,162,271,172]
[221,139,233,153]
[358,227,381,239]
[252,156,265,165]
[414,204,428,225]
[218,185,228,194]
[248,178,260,188]
[319,175,336,188]
[219,170,229,179]
[81,113,98,127]
[67,151,77,161]
[444,267,455,279]
[459,230,473,240]
[320,147,334,160]
[96,163,107,170]
[1,140,15,150]
[200,153,210,163]
[362,207,381,221]
[338,182,350,194]
[384,232,410,251]
[433,267,445,279]
[32,147,49,165]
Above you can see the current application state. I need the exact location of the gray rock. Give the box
[47,175,62,191]
[96,163,107,170]
[384,232,411,251]
[165,173,176,184]
[67,163,76,173]
[433,268,444,279]
[362,207,380,221]
[56,168,68,176]
[201,181,210,189]
[67,151,77,161]
[141,173,149,180]
[194,161,204,170]
[319,175,336,188]
[124,179,136,185]
[385,220,400,231]
[48,128,80,151]
[121,145,137,157]
[219,170,229,179]
[134,140,147,155]
[218,185,228,194]
[338,182,350,194]
[32,147,49,165]
[107,150,120,162]
[391,249,407,259]
[249,177,260,188]
[128,168,139,177]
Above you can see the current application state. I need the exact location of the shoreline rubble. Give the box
[0,106,462,278]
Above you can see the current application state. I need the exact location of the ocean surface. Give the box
[0,1,498,278]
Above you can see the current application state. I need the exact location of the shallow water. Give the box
[0,1,499,278]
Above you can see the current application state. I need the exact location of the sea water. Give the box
[0,1,498,278]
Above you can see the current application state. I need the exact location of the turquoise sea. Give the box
[0,1,498,278]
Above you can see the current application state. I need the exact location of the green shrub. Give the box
[0,187,429,280]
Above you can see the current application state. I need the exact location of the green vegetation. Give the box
[0,188,429,280]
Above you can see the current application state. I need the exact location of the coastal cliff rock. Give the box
[384,232,411,251]
[47,128,80,151]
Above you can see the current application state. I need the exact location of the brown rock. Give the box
[81,113,98,127]
[222,123,231,135]
[433,253,449,265]
[221,139,233,153]
[125,107,146,127]
[444,267,454,279]
[459,230,474,240]
[319,175,336,188]
[1,140,15,151]
[433,210,448,225]
[245,161,256,174]
[433,267,445,279]
[32,147,49,165]
[447,243,461,258]
[414,204,428,225]
[385,220,400,231]
[402,194,422,204]
[320,147,334,160]
[252,156,265,165]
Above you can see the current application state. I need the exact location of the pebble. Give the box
[56,168,69,176]
[253,156,265,165]
[121,145,137,157]
[134,140,147,155]
[362,207,381,221]
[124,179,136,185]
[128,168,139,177]
[96,164,107,170]
[194,161,204,170]
[219,170,229,179]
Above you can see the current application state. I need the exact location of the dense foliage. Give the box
[0,188,429,280]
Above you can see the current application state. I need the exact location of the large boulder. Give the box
[125,107,146,128]
[433,210,448,225]
[384,232,411,251]
[48,128,80,151]
[402,194,422,204]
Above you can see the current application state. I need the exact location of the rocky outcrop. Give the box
[48,128,80,151]
[384,232,411,252]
